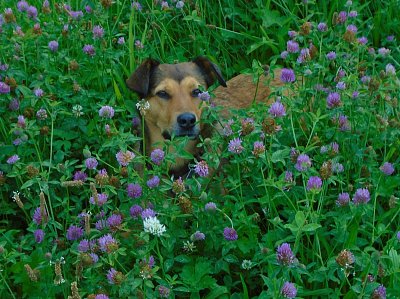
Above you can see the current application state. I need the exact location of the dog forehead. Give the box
[152,62,205,85]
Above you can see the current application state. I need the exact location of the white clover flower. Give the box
[241,259,253,270]
[183,240,196,252]
[143,216,166,236]
[72,105,84,117]
[136,99,150,116]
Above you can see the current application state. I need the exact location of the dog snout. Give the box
[177,113,196,129]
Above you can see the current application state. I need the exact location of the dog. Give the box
[126,57,283,174]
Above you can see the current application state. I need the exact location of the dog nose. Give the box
[177,113,196,129]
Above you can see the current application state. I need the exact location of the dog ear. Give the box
[193,56,227,88]
[126,59,160,97]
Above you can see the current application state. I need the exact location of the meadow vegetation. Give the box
[0,0,399,298]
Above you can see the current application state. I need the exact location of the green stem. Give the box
[371,176,382,245]
[0,269,16,299]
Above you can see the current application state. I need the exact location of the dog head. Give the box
[126,57,226,171]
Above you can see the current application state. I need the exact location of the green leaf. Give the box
[295,211,306,227]
[271,149,290,165]
[240,274,249,299]
[302,223,322,233]
[180,258,216,291]
[205,285,229,299]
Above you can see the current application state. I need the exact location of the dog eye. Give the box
[156,90,170,99]
[192,89,201,97]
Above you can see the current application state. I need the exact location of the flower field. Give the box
[0,0,399,298]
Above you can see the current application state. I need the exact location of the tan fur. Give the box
[213,69,284,116]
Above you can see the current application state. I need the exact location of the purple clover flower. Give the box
[107,268,118,284]
[33,207,48,225]
[307,176,322,191]
[116,150,135,166]
[130,205,143,218]
[17,115,26,128]
[385,64,396,76]
[327,92,341,108]
[27,6,38,19]
[48,40,59,52]
[378,47,390,56]
[90,193,108,206]
[297,48,310,63]
[36,108,47,120]
[191,231,206,241]
[34,88,44,97]
[77,239,91,252]
[134,40,144,49]
[336,81,346,90]
[287,40,299,53]
[337,11,347,23]
[194,160,209,177]
[371,285,386,299]
[277,243,295,266]
[66,225,84,241]
[34,229,45,243]
[95,295,109,299]
[223,227,238,241]
[280,68,296,83]
[280,51,289,59]
[0,82,11,94]
[150,149,165,165]
[252,141,265,156]
[107,214,123,228]
[352,188,370,205]
[141,208,156,219]
[338,115,350,131]
[380,162,394,175]
[9,98,20,111]
[317,22,328,32]
[176,1,184,9]
[99,105,115,118]
[95,220,108,231]
[73,170,87,181]
[347,24,357,33]
[90,253,99,263]
[336,192,350,207]
[349,10,358,18]
[70,11,83,20]
[199,91,211,101]
[281,281,297,299]
[7,154,20,164]
[295,154,311,172]
[132,1,142,11]
[83,44,95,56]
[158,286,170,298]
[147,175,160,188]
[269,100,286,117]
[17,1,29,12]
[288,31,297,38]
[127,183,142,198]
[326,51,337,60]
[117,37,125,45]
[98,234,118,252]
[352,91,360,99]
[92,25,104,39]
[205,202,217,211]
[358,37,368,45]
[85,157,98,169]
[228,137,244,154]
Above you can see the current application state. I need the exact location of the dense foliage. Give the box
[0,0,399,298]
